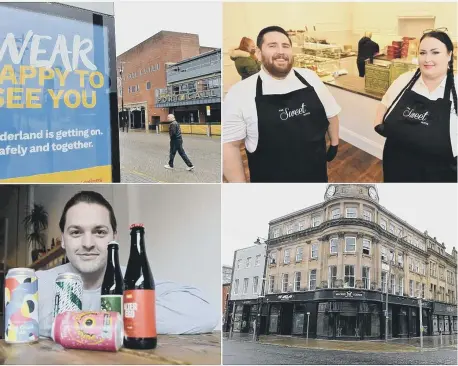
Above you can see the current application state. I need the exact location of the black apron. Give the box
[246,70,330,183]
[382,73,456,182]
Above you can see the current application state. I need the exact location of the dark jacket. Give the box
[230,48,261,80]
[169,120,182,140]
[357,37,380,62]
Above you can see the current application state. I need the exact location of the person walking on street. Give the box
[164,114,195,171]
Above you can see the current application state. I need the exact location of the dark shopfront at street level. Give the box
[432,302,458,335]
[228,290,457,340]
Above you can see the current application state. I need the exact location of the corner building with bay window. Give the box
[260,185,457,340]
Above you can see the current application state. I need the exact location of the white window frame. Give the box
[381,246,387,261]
[330,237,338,254]
[283,249,291,264]
[237,259,242,270]
[295,247,303,262]
[331,208,341,219]
[311,243,318,259]
[234,279,239,294]
[282,273,289,293]
[270,251,277,265]
[381,272,387,292]
[362,239,371,255]
[312,216,321,227]
[398,252,403,266]
[363,210,372,221]
[390,274,396,294]
[298,221,304,231]
[389,224,395,234]
[243,278,249,294]
[344,265,355,288]
[246,257,251,268]
[409,280,414,297]
[362,266,370,289]
[269,275,275,293]
[346,207,357,218]
[328,265,337,288]
[309,269,317,290]
[286,224,293,235]
[380,220,387,230]
[399,277,404,295]
[253,276,259,294]
[344,236,356,252]
[273,228,280,238]
[255,255,261,267]
[294,272,301,292]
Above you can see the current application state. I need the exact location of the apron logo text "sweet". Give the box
[403,107,430,125]
[279,103,311,121]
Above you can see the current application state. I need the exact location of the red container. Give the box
[52,311,123,352]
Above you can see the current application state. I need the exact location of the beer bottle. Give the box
[123,224,157,349]
[101,241,124,315]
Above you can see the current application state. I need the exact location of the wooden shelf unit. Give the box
[28,245,65,271]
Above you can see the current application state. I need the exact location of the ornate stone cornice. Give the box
[267,218,432,259]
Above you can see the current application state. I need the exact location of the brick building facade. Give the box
[117,31,213,130]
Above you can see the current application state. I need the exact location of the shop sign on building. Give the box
[334,291,364,298]
[278,294,294,300]
[157,89,219,103]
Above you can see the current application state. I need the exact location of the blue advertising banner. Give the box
[0,4,114,182]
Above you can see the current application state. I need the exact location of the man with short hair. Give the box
[223,26,341,183]
[36,191,217,337]
[357,31,380,77]
[164,114,195,171]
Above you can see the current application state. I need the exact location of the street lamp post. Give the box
[118,62,125,129]
[385,234,408,342]
[254,237,268,342]
[306,312,311,341]
[419,295,423,352]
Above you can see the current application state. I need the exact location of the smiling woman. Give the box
[374,29,457,182]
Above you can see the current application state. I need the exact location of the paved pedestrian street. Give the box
[223,334,458,365]
[119,130,221,183]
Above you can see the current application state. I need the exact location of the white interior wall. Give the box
[223,2,457,94]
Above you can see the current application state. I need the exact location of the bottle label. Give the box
[101,295,123,316]
[123,290,156,338]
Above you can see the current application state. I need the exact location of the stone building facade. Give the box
[244,184,457,339]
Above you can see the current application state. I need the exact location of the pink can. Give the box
[52,311,123,352]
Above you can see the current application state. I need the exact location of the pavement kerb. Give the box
[257,340,447,353]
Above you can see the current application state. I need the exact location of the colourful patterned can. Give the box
[53,273,83,318]
[52,311,123,352]
[4,268,39,343]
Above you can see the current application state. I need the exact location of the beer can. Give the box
[4,268,39,343]
[52,311,123,352]
[53,272,83,317]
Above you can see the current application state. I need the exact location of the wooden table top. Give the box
[0,332,221,365]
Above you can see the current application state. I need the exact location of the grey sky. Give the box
[114,1,222,56]
[222,184,457,266]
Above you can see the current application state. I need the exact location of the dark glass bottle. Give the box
[101,241,124,315]
[123,224,157,349]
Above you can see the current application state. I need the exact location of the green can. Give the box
[53,272,83,318]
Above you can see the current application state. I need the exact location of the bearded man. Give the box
[223,26,341,183]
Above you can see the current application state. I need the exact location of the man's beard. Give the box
[261,53,294,78]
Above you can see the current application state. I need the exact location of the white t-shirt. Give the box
[382,71,458,157]
[36,263,218,338]
[223,67,342,153]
